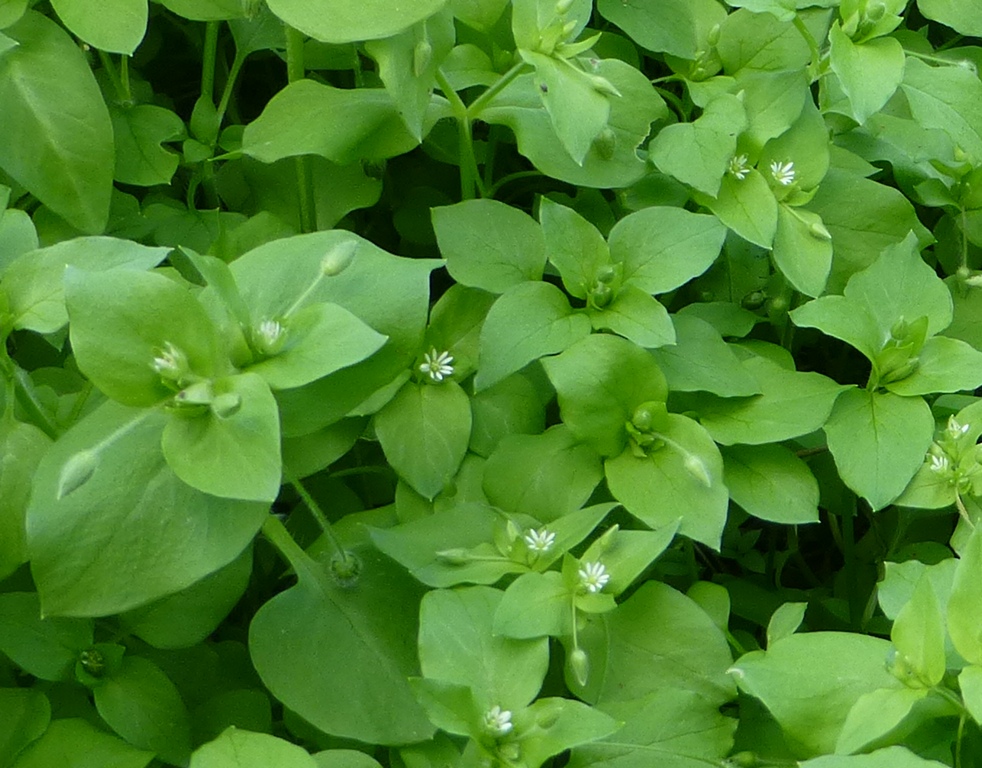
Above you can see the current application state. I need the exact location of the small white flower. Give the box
[948,416,970,438]
[930,454,950,474]
[578,561,610,593]
[150,341,188,380]
[253,319,286,355]
[420,348,454,382]
[728,154,750,180]
[483,705,513,736]
[524,528,556,554]
[769,160,795,186]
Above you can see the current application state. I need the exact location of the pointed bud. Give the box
[413,39,433,77]
[321,241,357,276]
[435,549,471,565]
[569,648,589,686]
[684,453,713,488]
[556,0,574,14]
[588,74,622,98]
[809,220,832,241]
[592,127,616,160]
[57,449,99,499]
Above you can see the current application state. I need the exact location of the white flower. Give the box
[728,154,750,180]
[420,348,454,382]
[578,561,610,593]
[769,160,795,186]
[948,416,970,438]
[929,454,950,474]
[150,341,188,381]
[253,319,286,355]
[524,528,556,554]
[483,705,513,736]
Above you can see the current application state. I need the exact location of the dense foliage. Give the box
[5,0,982,765]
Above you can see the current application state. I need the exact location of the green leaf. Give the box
[0,420,50,581]
[374,380,472,500]
[650,94,747,197]
[94,656,192,766]
[265,0,447,43]
[772,204,833,297]
[902,57,982,163]
[799,746,951,767]
[364,9,455,141]
[588,286,675,349]
[420,586,549,708]
[110,104,185,186]
[760,99,830,190]
[476,281,591,392]
[568,689,735,768]
[162,373,281,502]
[843,233,953,340]
[609,206,726,294]
[884,336,982,396]
[878,559,957,621]
[158,0,246,20]
[790,295,880,361]
[190,728,319,768]
[540,197,610,300]
[0,688,49,768]
[408,678,477,737]
[49,0,145,54]
[651,314,761,397]
[0,0,28,28]
[677,301,759,338]
[824,389,935,511]
[688,355,847,445]
[890,574,946,688]
[481,59,667,189]
[242,80,435,165]
[948,528,982,666]
[2,236,167,334]
[369,503,525,588]
[807,167,929,292]
[581,581,736,706]
[541,333,669,457]
[735,68,809,149]
[766,602,807,647]
[494,571,572,639]
[66,267,225,407]
[433,199,546,294]
[469,373,546,458]
[604,415,728,549]
[247,303,387,390]
[917,0,982,35]
[518,698,621,768]
[0,12,113,233]
[0,208,38,274]
[580,525,679,597]
[10,718,153,768]
[596,0,727,59]
[0,592,92,680]
[828,23,905,126]
[698,169,779,248]
[722,444,820,524]
[482,425,603,522]
[834,688,929,756]
[249,539,434,745]
[119,548,252,650]
[28,402,268,617]
[960,665,982,726]
[731,632,904,758]
[717,8,811,69]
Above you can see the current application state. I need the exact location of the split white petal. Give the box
[420,348,455,382]
[524,528,556,553]
[728,154,750,180]
[769,160,795,186]
[483,705,513,736]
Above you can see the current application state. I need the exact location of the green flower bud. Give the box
[321,240,357,276]
[78,648,106,677]
[588,74,622,98]
[684,453,713,488]
[435,549,471,565]
[57,449,99,500]
[706,23,721,46]
[211,392,243,419]
[593,127,616,160]
[809,219,832,241]
[741,290,766,310]
[865,0,886,22]
[596,265,617,284]
[556,0,575,14]
[589,282,613,309]
[413,39,433,77]
[726,752,759,768]
[569,647,589,686]
[150,341,190,384]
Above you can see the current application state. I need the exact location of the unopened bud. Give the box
[556,0,574,14]
[809,220,832,241]
[57,450,99,499]
[707,23,721,47]
[865,1,886,22]
[590,283,613,308]
[593,127,616,160]
[321,241,357,276]
[569,648,589,685]
[588,74,622,98]
[435,549,471,565]
[413,39,433,77]
[684,453,713,488]
[561,20,577,39]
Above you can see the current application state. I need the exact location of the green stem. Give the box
[261,514,315,577]
[793,16,822,82]
[119,55,132,104]
[435,69,483,200]
[11,367,59,439]
[202,21,220,104]
[216,51,247,127]
[486,170,545,198]
[289,476,351,565]
[467,61,529,119]
[841,502,859,628]
[96,50,127,104]
[285,25,316,233]
[904,47,971,68]
[652,85,687,122]
[955,491,974,528]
